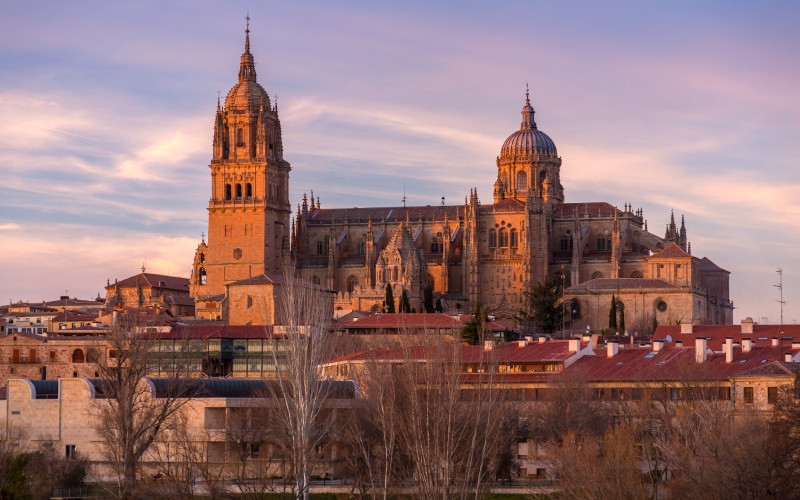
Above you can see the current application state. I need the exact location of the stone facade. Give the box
[190,29,733,329]
[189,26,291,317]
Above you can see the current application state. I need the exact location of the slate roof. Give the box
[699,256,729,273]
[227,273,282,286]
[554,202,620,218]
[309,205,461,224]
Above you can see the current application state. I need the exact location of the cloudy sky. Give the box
[1,1,798,323]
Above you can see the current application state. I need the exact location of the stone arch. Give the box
[591,271,603,280]
[72,349,85,364]
[631,270,643,279]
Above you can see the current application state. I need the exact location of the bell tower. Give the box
[191,20,291,302]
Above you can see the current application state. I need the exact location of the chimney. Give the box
[741,317,754,335]
[483,340,493,351]
[607,340,619,358]
[742,338,752,352]
[675,340,683,347]
[517,339,528,348]
[725,337,733,364]
[793,341,800,350]
[582,334,590,343]
[653,340,663,352]
[590,333,600,349]
[785,352,793,363]
[525,336,533,343]
[680,319,693,334]
[538,336,547,344]
[695,337,708,363]
[568,338,580,353]
[772,337,779,347]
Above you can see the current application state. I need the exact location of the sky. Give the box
[0,1,798,323]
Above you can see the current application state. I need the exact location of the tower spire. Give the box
[520,83,537,130]
[238,15,257,82]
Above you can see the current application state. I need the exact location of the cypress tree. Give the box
[423,284,435,313]
[435,297,443,313]
[609,294,617,330]
[619,303,626,333]
[385,283,395,313]
[400,289,411,313]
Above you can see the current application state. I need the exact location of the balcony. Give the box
[8,356,39,364]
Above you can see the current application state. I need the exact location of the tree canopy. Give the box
[518,274,563,334]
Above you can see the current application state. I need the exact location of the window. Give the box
[597,237,611,251]
[49,350,56,361]
[72,349,85,364]
[199,268,207,285]
[245,183,253,199]
[631,270,643,278]
[743,386,754,404]
[317,241,323,255]
[560,237,573,251]
[236,128,244,147]
[768,386,778,405]
[347,275,358,294]
[224,184,232,201]
[489,230,497,249]
[235,184,243,199]
[591,271,603,280]
[657,301,668,312]
[499,228,509,247]
[670,388,683,401]
[65,444,76,460]
[510,229,518,248]
[199,252,205,263]
[311,275,321,286]
[516,171,527,191]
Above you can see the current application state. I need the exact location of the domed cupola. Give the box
[500,92,557,159]
[224,23,271,113]
[494,88,563,204]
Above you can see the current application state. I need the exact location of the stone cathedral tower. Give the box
[190,24,291,314]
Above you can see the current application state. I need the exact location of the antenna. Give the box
[775,268,785,334]
[401,184,407,208]
[441,196,446,206]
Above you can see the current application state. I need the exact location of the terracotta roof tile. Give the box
[107,273,189,291]
[651,242,691,259]
[655,324,800,351]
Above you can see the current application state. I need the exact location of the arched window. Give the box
[199,252,205,263]
[516,171,527,191]
[199,268,207,285]
[631,270,643,279]
[499,228,509,247]
[489,230,497,249]
[597,237,611,251]
[392,267,399,281]
[431,239,439,253]
[235,184,243,199]
[510,229,518,248]
[224,184,232,201]
[357,240,366,255]
[72,349,85,364]
[570,300,582,319]
[560,237,573,251]
[317,241,323,255]
[245,183,253,199]
[592,271,603,279]
[538,170,547,191]
[236,128,244,147]
[347,275,358,294]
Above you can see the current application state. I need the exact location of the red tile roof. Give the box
[651,242,691,259]
[655,324,800,351]
[488,198,526,211]
[107,273,189,292]
[573,345,792,382]
[337,313,464,330]
[163,325,278,340]
[227,273,282,286]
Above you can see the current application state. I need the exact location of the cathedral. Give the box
[191,26,734,330]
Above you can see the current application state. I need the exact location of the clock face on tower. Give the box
[233,248,242,260]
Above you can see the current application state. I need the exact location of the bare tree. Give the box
[92,314,197,499]
[268,270,336,500]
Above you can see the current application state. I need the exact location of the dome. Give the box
[224,26,271,113]
[225,80,270,112]
[500,94,557,158]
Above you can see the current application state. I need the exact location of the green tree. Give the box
[619,302,626,333]
[518,275,563,334]
[384,283,395,313]
[399,289,411,313]
[462,304,488,345]
[423,284,435,313]
[608,294,617,330]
